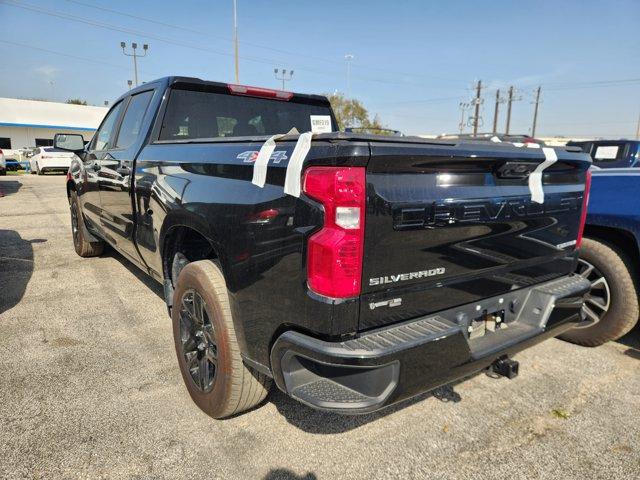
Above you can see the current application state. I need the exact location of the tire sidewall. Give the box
[564,237,639,344]
[171,262,236,418]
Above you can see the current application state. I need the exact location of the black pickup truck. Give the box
[56,76,592,418]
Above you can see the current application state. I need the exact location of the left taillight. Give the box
[303,166,366,298]
[576,169,592,249]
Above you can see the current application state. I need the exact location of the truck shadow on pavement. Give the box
[0,180,22,197]
[269,381,463,434]
[102,247,165,300]
[617,323,640,359]
[0,230,45,314]
[263,469,317,480]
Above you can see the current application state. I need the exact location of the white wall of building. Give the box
[0,97,107,159]
[0,125,96,150]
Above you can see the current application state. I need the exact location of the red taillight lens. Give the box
[303,167,366,298]
[576,169,592,249]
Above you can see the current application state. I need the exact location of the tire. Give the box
[172,260,271,418]
[560,237,639,346]
[69,190,104,257]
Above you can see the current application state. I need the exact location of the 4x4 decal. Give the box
[237,150,288,164]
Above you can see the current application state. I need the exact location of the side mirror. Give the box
[54,133,85,153]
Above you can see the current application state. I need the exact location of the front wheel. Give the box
[560,238,639,346]
[172,260,271,418]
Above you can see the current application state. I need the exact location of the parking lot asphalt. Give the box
[1,174,639,480]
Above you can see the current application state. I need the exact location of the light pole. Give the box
[120,42,149,87]
[274,69,293,90]
[233,0,239,83]
[344,54,354,99]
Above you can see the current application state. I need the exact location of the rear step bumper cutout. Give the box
[270,274,590,414]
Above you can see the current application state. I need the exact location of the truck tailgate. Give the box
[360,142,590,331]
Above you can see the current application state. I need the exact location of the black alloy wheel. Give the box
[576,257,611,326]
[70,201,80,250]
[178,289,218,393]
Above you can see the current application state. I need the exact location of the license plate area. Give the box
[468,309,508,339]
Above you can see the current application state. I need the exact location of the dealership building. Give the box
[0,97,107,156]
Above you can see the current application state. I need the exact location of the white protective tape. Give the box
[528,147,558,204]
[251,133,287,188]
[283,131,313,197]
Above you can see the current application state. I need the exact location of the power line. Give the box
[63,0,468,85]
[0,39,157,74]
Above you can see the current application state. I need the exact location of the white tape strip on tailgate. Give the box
[529,147,558,204]
[283,131,313,197]
[251,133,286,188]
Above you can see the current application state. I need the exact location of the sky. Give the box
[0,0,639,138]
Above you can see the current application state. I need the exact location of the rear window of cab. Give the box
[159,88,335,141]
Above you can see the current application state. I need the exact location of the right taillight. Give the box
[576,169,592,249]
[303,166,366,298]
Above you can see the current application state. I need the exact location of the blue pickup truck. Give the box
[567,140,640,169]
[561,168,640,346]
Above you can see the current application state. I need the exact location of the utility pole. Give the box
[492,89,501,134]
[120,42,148,86]
[233,0,239,83]
[636,111,640,140]
[344,54,354,99]
[274,69,294,90]
[505,86,514,135]
[531,86,542,137]
[472,80,482,136]
[458,102,470,134]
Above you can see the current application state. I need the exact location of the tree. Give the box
[326,93,385,133]
[66,99,88,105]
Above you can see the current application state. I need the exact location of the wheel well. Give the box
[584,224,640,278]
[163,226,218,287]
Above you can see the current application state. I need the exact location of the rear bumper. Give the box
[270,274,589,414]
[37,159,72,170]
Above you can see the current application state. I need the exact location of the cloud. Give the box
[34,65,59,79]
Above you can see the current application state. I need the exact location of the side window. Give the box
[115,90,154,149]
[92,101,124,151]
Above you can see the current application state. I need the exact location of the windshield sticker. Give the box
[310,115,332,134]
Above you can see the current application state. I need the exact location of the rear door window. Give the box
[159,88,335,141]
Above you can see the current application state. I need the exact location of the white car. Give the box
[0,148,6,175]
[29,147,75,175]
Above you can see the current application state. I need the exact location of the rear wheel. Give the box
[560,237,639,346]
[69,190,104,257]
[172,260,271,418]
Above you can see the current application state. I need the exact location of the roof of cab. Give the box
[117,76,331,105]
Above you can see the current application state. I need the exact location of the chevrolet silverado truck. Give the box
[560,168,640,346]
[56,76,592,418]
